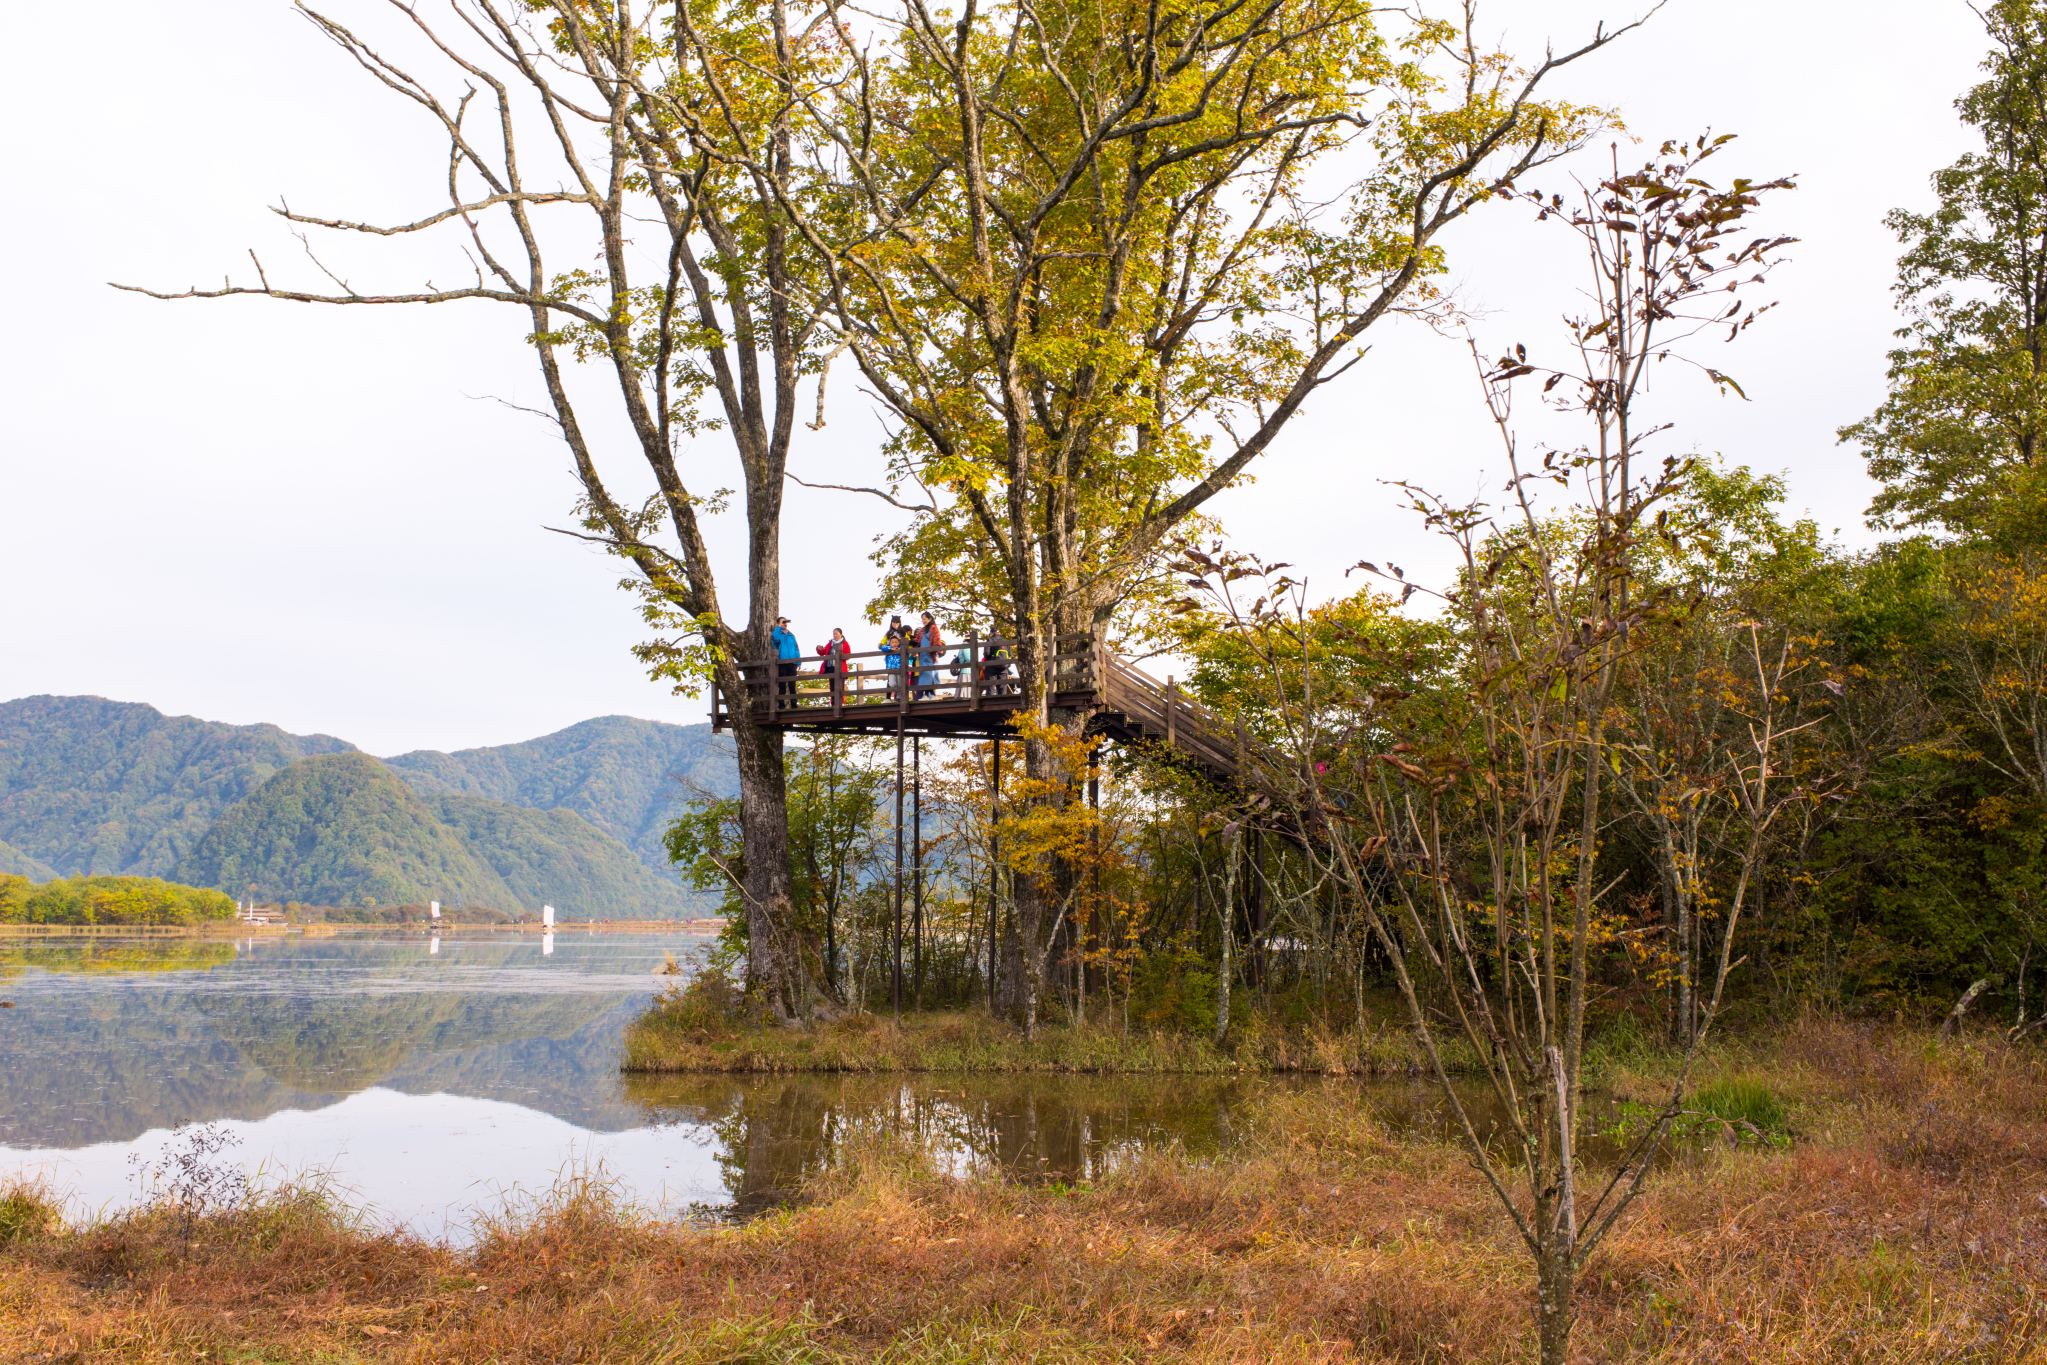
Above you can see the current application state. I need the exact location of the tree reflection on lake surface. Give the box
[624,1073,1264,1216]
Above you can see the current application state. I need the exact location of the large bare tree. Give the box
[117,0,849,1020]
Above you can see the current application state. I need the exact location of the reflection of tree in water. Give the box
[624,1078,842,1216]
[621,1074,1262,1214]
[0,938,235,982]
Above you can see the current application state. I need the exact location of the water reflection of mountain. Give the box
[377,998,651,1131]
[0,934,665,1148]
[0,980,340,1147]
[193,987,615,1094]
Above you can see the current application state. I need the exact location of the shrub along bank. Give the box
[3,1019,2041,1363]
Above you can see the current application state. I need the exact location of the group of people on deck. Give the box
[767,612,1013,706]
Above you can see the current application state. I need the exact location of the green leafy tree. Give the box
[774,0,1624,1032]
[666,739,887,998]
[1843,0,2047,534]
[118,0,854,1022]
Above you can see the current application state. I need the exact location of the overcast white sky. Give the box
[0,1,1990,755]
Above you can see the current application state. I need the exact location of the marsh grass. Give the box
[5,1019,2044,1363]
[623,1000,1462,1076]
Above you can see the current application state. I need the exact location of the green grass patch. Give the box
[0,1179,60,1243]
[1691,1075,1792,1139]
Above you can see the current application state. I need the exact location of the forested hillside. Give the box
[0,698,728,916]
[0,838,54,881]
[0,695,355,878]
[421,792,693,918]
[382,715,735,877]
[175,753,520,910]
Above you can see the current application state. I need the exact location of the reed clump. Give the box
[4,1020,2043,1363]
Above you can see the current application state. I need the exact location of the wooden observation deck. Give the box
[710,630,1246,783]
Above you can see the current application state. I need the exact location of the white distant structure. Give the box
[430,901,440,920]
[541,904,555,927]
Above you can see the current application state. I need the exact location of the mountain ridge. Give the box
[175,753,522,910]
[0,694,356,878]
[420,791,693,918]
[0,696,735,916]
[381,714,733,877]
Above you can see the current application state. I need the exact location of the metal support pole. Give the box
[1250,825,1265,990]
[893,718,905,1021]
[1085,750,1100,1017]
[988,736,1001,1012]
[912,735,924,1010]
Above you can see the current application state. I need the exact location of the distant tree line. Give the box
[0,875,236,927]
[283,901,520,926]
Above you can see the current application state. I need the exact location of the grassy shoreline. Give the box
[620,1001,1474,1075]
[7,1019,2043,1363]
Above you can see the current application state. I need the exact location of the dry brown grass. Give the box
[5,1020,2044,1363]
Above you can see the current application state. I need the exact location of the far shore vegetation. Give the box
[0,874,234,928]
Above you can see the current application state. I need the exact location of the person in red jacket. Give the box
[915,612,944,698]
[816,627,851,702]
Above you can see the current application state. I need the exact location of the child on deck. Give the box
[879,617,907,700]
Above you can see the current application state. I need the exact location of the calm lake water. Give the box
[0,932,1305,1235]
[0,931,1588,1238]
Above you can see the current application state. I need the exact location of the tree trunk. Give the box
[995,628,1093,1037]
[727,673,825,1025]
[1215,826,1240,1046]
[1940,976,2000,1038]
[1535,1246,1576,1365]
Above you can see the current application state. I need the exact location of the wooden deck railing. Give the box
[710,632,1101,727]
[1096,654,1245,777]
[710,627,1252,782]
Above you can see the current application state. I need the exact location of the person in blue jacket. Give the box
[771,616,802,706]
[879,615,906,700]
